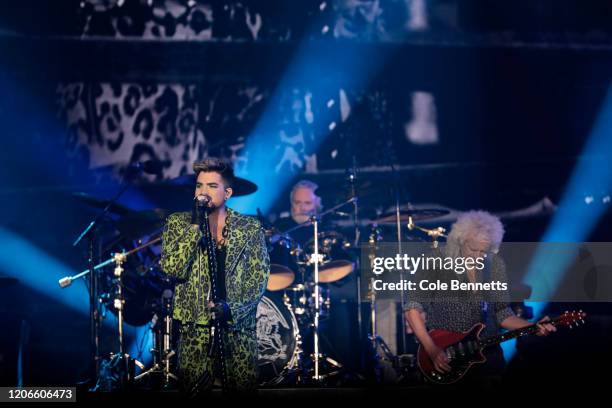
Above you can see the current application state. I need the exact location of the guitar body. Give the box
[417,323,487,384]
[416,310,585,385]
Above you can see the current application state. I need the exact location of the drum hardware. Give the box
[112,251,127,357]
[365,206,407,382]
[60,234,162,388]
[90,251,143,387]
[282,283,331,323]
[406,216,447,247]
[304,354,344,381]
[303,231,355,284]
[281,197,357,382]
[283,284,308,316]
[134,289,179,389]
[275,194,362,383]
[59,236,162,289]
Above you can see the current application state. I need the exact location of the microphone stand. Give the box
[191,205,228,394]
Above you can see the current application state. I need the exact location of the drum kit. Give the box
[60,168,451,390]
[258,223,356,385]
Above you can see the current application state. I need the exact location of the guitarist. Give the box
[404,211,556,384]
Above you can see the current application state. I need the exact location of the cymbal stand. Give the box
[284,198,356,382]
[366,229,399,381]
[311,214,321,381]
[110,252,133,386]
[134,289,179,389]
[406,216,447,247]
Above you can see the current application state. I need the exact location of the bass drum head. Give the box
[256,295,299,385]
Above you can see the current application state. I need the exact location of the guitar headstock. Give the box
[554,310,587,329]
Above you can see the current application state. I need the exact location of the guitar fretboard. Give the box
[477,316,566,348]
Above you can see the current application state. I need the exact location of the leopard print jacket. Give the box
[160,207,270,331]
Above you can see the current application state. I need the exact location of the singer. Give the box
[160,158,270,393]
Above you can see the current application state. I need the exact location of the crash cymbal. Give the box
[373,208,450,224]
[168,174,258,197]
[72,192,132,216]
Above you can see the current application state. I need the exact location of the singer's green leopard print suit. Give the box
[160,208,269,392]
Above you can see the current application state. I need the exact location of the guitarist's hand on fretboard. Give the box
[535,315,557,336]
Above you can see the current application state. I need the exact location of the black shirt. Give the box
[214,244,227,301]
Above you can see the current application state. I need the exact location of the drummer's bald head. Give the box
[193,158,235,188]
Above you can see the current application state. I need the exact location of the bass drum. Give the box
[256,295,300,386]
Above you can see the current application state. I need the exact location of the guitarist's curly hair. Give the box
[446,210,505,258]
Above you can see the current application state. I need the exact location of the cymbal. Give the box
[72,192,132,216]
[373,208,450,224]
[168,174,258,197]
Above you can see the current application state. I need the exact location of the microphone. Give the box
[58,276,72,288]
[195,194,211,207]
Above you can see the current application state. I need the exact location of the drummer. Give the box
[274,180,324,246]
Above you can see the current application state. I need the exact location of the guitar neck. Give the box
[478,318,561,349]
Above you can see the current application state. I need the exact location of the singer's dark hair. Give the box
[193,158,235,188]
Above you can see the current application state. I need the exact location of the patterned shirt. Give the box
[405,249,515,337]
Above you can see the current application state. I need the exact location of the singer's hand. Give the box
[191,195,207,226]
[207,300,232,323]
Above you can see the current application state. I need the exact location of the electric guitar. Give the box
[417,310,586,384]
